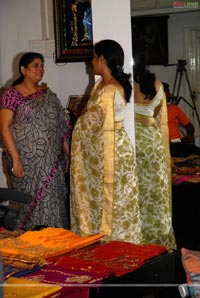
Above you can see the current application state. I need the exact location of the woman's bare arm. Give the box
[0,109,25,177]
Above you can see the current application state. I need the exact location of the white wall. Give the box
[0,0,93,107]
[151,10,200,140]
[92,0,135,144]
[150,11,200,88]
[0,0,41,87]
[0,0,199,112]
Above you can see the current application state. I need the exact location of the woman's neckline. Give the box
[14,83,46,97]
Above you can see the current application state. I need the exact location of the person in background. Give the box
[162,82,200,157]
[0,52,72,230]
[133,54,176,249]
[70,39,142,243]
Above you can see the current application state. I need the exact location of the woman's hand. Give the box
[12,159,25,177]
[0,109,25,177]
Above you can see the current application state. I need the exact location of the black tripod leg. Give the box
[172,69,183,103]
[172,70,178,101]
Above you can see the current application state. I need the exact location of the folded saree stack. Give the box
[1,230,169,298]
[0,227,103,269]
[22,240,169,283]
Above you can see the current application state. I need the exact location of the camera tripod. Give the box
[172,59,200,128]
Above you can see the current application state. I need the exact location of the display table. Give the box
[3,251,186,298]
[89,250,186,298]
[172,181,200,251]
[2,234,186,298]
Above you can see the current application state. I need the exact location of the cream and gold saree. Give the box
[70,79,141,243]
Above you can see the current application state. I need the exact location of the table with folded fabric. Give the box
[0,227,186,298]
[88,246,185,298]
[171,154,200,250]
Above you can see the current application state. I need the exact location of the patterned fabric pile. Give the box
[0,227,168,298]
[181,247,200,298]
[171,155,200,185]
[0,228,103,269]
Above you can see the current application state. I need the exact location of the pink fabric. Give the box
[172,173,200,185]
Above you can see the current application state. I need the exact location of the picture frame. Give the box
[53,0,93,63]
[66,95,89,117]
[131,16,169,65]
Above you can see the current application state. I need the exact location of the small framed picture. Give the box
[53,0,93,63]
[132,16,169,65]
[66,95,89,117]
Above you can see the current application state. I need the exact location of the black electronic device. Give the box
[0,188,32,230]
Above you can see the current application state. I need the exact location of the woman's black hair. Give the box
[12,52,44,86]
[133,53,156,100]
[94,39,132,102]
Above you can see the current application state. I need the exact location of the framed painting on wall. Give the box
[66,94,89,117]
[53,0,93,63]
[131,16,169,65]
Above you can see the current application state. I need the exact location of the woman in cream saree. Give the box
[70,39,141,243]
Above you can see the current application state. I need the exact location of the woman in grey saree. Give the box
[0,52,71,230]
